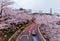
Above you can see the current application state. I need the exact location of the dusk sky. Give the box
[10,0,60,13]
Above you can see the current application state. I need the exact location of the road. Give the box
[16,23,43,41]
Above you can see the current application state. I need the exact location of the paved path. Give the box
[16,23,43,41]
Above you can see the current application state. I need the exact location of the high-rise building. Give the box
[0,0,7,2]
[50,8,52,14]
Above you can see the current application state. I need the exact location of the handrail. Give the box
[38,27,46,41]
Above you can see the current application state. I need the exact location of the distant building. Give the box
[50,8,52,14]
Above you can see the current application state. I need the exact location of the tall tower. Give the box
[0,0,9,2]
[50,8,52,14]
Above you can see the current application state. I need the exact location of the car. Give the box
[31,30,37,36]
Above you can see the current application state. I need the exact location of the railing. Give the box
[38,27,46,41]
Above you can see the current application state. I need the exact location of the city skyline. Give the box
[8,0,60,14]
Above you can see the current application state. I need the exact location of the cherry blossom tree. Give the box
[0,0,33,30]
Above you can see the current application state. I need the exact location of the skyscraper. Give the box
[50,8,52,14]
